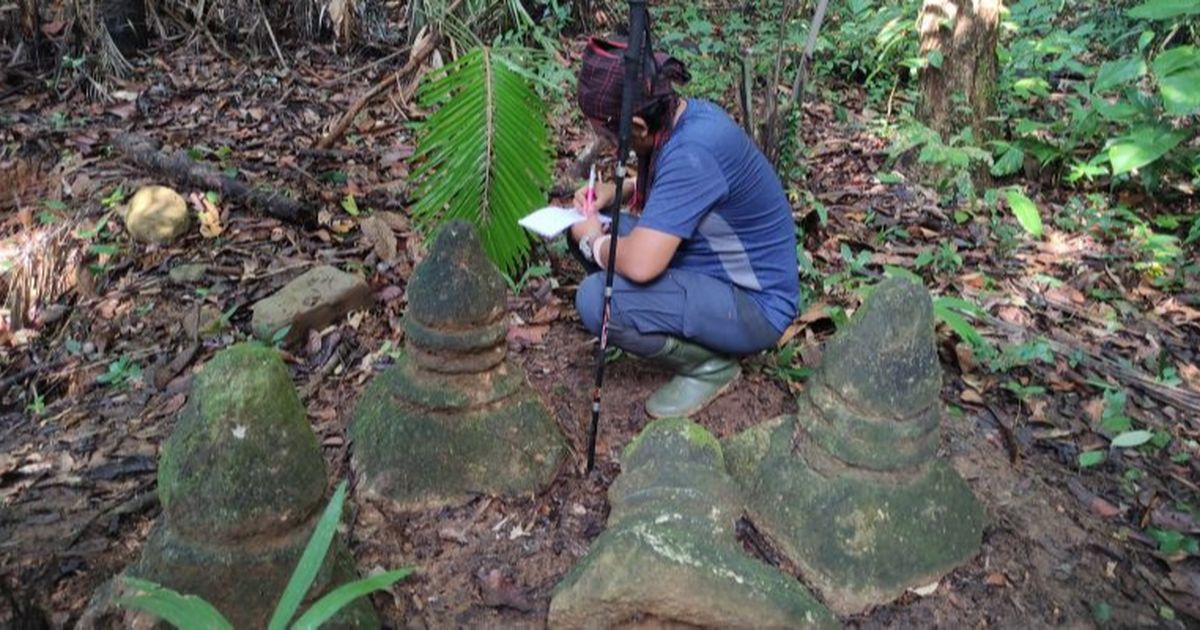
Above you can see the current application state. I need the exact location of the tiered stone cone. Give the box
[725,278,985,614]
[350,220,566,510]
[550,418,837,629]
[128,343,377,628]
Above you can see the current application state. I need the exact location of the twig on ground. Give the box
[313,27,441,150]
[254,0,288,71]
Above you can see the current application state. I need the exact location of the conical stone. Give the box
[350,221,565,510]
[113,344,377,628]
[725,278,984,614]
[550,418,838,629]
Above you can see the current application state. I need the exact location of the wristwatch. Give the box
[579,230,601,264]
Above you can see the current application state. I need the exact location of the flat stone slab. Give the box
[251,265,370,347]
[724,278,984,615]
[549,418,837,629]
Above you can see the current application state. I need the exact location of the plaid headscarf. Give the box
[577,35,690,210]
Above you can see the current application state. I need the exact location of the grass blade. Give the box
[290,568,416,630]
[268,481,348,630]
[117,577,234,630]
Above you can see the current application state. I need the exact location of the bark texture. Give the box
[917,0,1001,141]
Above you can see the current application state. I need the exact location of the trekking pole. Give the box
[586,0,651,473]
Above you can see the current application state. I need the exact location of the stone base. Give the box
[82,517,377,629]
[548,522,838,629]
[350,355,566,510]
[725,416,984,615]
[550,418,836,629]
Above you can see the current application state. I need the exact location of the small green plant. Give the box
[96,355,142,388]
[118,481,414,629]
[769,342,813,384]
[340,194,362,217]
[26,388,46,416]
[270,326,292,348]
[503,263,552,295]
[1079,450,1106,468]
[101,186,127,209]
[914,242,963,274]
[378,340,405,361]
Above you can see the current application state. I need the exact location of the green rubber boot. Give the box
[643,337,741,419]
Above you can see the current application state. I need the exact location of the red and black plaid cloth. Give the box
[577,35,690,210]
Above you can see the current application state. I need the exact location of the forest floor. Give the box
[2,36,1200,628]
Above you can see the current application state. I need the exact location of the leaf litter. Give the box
[0,17,1198,630]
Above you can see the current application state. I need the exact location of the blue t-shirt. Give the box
[637,99,799,333]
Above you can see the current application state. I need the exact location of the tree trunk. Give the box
[917,0,1001,141]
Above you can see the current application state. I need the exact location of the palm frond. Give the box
[410,47,552,275]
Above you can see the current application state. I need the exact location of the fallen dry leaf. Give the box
[188,192,224,238]
[507,324,549,345]
[359,215,398,262]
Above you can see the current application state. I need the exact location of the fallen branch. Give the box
[313,27,440,150]
[113,133,315,226]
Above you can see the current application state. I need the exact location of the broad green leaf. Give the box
[291,568,415,630]
[1111,430,1153,448]
[1128,0,1200,20]
[1004,189,1044,237]
[1094,57,1147,92]
[1109,127,1190,174]
[268,482,348,630]
[1013,77,1051,98]
[991,144,1025,177]
[1152,46,1200,116]
[1138,30,1157,53]
[1079,450,1106,468]
[1094,95,1143,122]
[117,577,234,630]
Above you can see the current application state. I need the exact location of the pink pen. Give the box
[585,164,597,218]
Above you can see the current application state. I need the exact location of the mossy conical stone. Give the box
[725,278,984,615]
[350,221,565,510]
[550,418,838,629]
[125,343,377,628]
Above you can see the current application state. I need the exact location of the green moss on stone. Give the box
[158,343,326,540]
[131,518,378,629]
[721,415,787,481]
[622,417,724,470]
[551,416,837,629]
[350,374,564,509]
[734,436,984,614]
[405,221,506,330]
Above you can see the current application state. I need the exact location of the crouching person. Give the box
[568,36,799,417]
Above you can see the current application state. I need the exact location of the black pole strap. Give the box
[586,0,650,473]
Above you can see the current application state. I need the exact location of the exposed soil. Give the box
[2,33,1198,630]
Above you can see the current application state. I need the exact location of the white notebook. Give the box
[519,206,612,239]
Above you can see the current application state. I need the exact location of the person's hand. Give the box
[569,214,604,242]
[574,181,616,216]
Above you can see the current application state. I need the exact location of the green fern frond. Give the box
[410,47,552,275]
